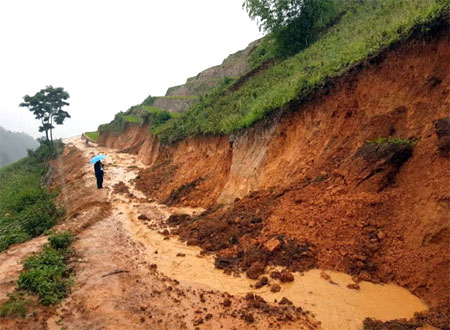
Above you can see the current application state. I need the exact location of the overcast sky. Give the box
[0,0,262,139]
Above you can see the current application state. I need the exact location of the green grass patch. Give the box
[155,95,199,100]
[84,131,99,142]
[149,0,449,143]
[98,104,180,136]
[0,142,65,252]
[0,292,32,318]
[364,137,419,146]
[123,115,140,123]
[0,232,74,317]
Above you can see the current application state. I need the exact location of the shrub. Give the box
[18,245,72,306]
[48,231,73,251]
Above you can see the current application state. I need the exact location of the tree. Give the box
[20,86,70,145]
[243,0,340,57]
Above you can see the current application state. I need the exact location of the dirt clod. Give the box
[279,269,294,282]
[223,298,232,307]
[270,284,281,293]
[279,297,293,305]
[246,262,266,279]
[243,313,254,323]
[264,238,281,252]
[347,283,360,290]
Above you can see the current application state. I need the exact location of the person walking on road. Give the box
[94,160,104,189]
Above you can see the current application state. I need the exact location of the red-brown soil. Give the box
[97,26,450,327]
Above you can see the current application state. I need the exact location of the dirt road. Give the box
[0,136,429,329]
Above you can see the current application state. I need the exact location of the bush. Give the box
[18,245,72,306]
[48,231,73,250]
[273,0,344,57]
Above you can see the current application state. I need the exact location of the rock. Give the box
[254,276,269,289]
[176,253,186,257]
[187,238,199,246]
[279,269,294,282]
[347,283,360,290]
[279,297,293,305]
[352,275,361,283]
[193,317,203,326]
[377,231,385,240]
[138,214,149,220]
[223,298,232,307]
[205,313,213,320]
[359,271,371,281]
[246,262,265,280]
[270,271,281,279]
[320,271,331,280]
[243,313,254,323]
[245,293,255,300]
[264,238,281,252]
[270,284,281,293]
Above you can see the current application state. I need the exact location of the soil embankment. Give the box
[98,27,450,325]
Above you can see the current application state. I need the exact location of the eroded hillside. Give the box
[98,26,450,327]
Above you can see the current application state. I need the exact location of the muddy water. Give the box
[69,136,428,330]
[124,212,427,330]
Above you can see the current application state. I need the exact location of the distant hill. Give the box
[0,126,39,167]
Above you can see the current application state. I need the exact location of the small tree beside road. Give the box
[20,86,70,145]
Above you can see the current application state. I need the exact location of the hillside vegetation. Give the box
[0,143,64,252]
[97,0,449,143]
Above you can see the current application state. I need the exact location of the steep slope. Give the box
[98,25,450,326]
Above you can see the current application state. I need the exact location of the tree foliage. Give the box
[243,0,341,57]
[19,86,70,144]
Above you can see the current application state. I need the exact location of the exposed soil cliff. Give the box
[98,29,450,323]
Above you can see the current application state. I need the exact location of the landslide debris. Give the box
[167,189,317,276]
[363,304,450,330]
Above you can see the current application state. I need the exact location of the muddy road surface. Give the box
[0,136,429,330]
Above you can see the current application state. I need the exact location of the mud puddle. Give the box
[124,208,427,330]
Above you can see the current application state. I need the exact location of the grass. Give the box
[84,131,99,142]
[0,142,65,252]
[0,232,74,317]
[364,137,419,146]
[155,95,199,100]
[150,0,449,143]
[0,292,32,318]
[98,104,180,136]
[122,115,140,123]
